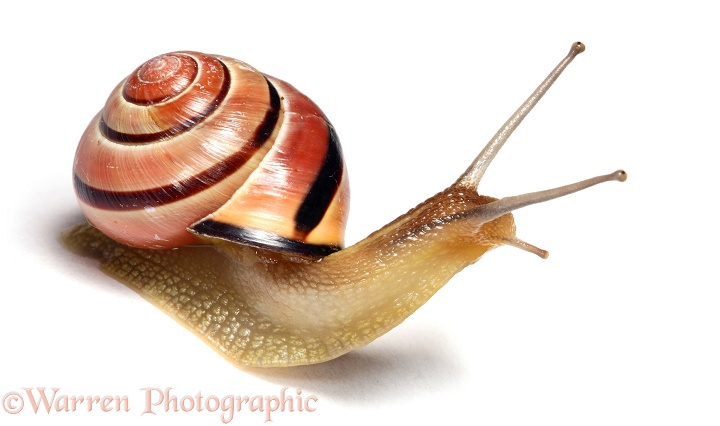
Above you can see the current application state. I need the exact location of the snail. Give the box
[62,42,626,367]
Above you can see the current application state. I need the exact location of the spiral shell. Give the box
[73,51,350,258]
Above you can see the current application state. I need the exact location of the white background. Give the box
[1,1,718,425]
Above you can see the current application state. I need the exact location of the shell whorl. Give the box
[73,51,350,258]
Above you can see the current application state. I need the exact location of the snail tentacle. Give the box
[467,170,627,229]
[456,42,586,190]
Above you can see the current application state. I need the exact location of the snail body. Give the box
[63,42,626,367]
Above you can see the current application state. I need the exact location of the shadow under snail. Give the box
[62,42,626,367]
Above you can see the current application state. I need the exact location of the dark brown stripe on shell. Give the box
[293,125,344,235]
[75,78,283,210]
[252,76,281,147]
[99,60,232,144]
[190,220,341,258]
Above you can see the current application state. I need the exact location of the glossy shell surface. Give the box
[73,51,349,257]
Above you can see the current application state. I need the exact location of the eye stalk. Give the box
[457,42,587,190]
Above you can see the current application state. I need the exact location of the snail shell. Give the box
[73,51,350,258]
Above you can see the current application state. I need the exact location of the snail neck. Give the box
[224,187,516,354]
[332,188,515,271]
